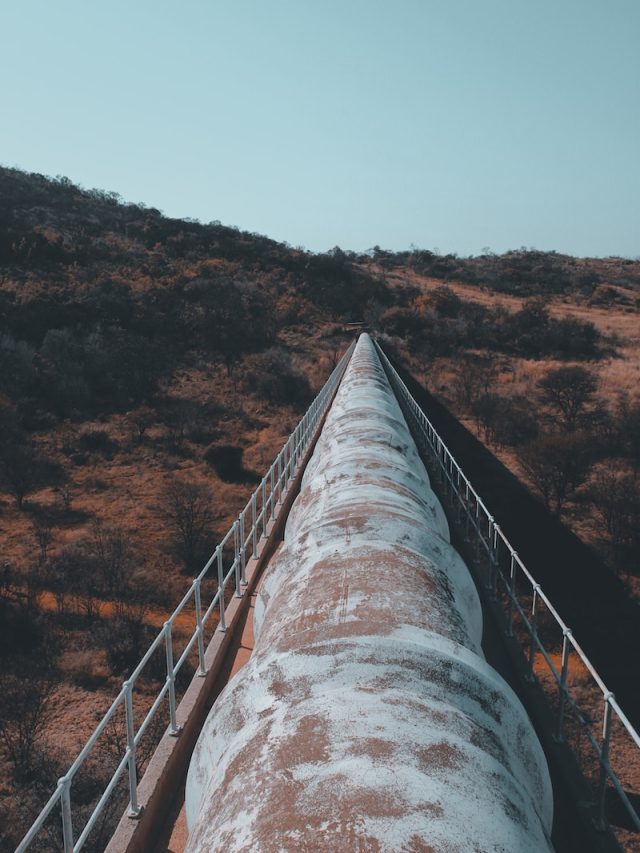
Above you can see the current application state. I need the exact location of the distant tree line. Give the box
[377,287,602,361]
[365,245,640,296]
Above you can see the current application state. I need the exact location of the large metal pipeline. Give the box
[184,334,553,852]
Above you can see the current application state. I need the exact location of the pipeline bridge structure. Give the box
[16,335,640,853]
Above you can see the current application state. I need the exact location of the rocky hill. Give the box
[1,164,639,851]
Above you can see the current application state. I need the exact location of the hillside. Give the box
[1,165,639,851]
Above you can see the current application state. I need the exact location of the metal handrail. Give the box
[375,340,640,838]
[16,341,355,853]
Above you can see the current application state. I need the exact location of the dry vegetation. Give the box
[1,166,639,850]
[377,268,640,597]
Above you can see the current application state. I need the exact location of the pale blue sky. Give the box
[1,0,639,257]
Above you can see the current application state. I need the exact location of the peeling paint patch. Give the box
[185,335,553,852]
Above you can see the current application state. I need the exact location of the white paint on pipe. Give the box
[185,334,554,852]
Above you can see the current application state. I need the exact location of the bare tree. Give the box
[589,465,640,581]
[0,665,55,781]
[162,398,197,446]
[538,366,597,431]
[42,557,69,616]
[0,561,14,603]
[126,405,155,443]
[161,478,214,574]
[31,513,53,563]
[49,543,103,620]
[0,444,38,510]
[90,521,137,598]
[518,431,593,515]
[453,356,498,411]
[615,395,640,475]
[0,432,64,510]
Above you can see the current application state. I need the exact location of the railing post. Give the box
[164,621,180,735]
[464,484,471,541]
[239,512,247,585]
[251,492,258,557]
[285,442,291,483]
[297,422,304,463]
[506,550,517,637]
[488,521,499,599]
[261,477,267,537]
[233,520,242,597]
[59,774,74,853]
[448,462,455,504]
[277,453,283,505]
[485,515,494,591]
[194,578,207,676]
[123,679,141,817]
[595,693,614,831]
[442,454,449,500]
[217,545,226,632]
[526,585,540,682]
[554,629,572,742]
[270,466,275,518]
[282,445,288,488]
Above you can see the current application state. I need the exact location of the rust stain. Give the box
[184,334,553,853]
[416,742,463,772]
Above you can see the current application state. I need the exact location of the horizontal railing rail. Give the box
[17,341,355,853]
[375,341,640,844]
